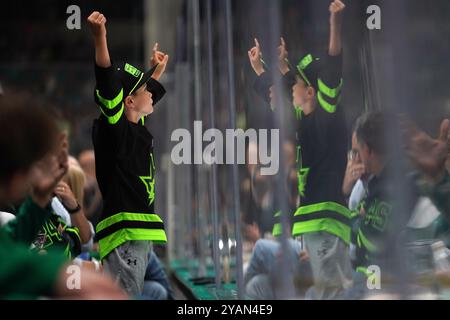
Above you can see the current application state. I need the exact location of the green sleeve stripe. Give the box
[317,91,337,114]
[272,223,282,237]
[100,103,124,125]
[96,89,124,110]
[318,78,343,99]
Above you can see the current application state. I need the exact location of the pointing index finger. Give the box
[254,38,260,49]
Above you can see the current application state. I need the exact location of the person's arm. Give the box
[54,181,92,245]
[278,37,290,76]
[277,37,298,109]
[144,42,169,106]
[317,0,346,114]
[342,157,366,197]
[402,118,450,215]
[88,11,125,127]
[329,0,345,57]
[248,38,273,105]
[248,38,265,77]
[248,38,274,105]
[150,42,169,81]
[2,135,68,244]
[88,12,110,68]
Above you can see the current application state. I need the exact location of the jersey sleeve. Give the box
[252,71,272,105]
[317,53,344,114]
[94,63,127,129]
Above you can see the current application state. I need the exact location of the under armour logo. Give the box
[127,259,137,266]
[317,248,328,258]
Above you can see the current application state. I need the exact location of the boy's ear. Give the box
[307,86,316,98]
[124,96,134,109]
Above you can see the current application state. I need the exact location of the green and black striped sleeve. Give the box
[317,54,344,114]
[94,63,126,127]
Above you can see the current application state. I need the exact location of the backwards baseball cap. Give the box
[296,53,321,91]
[116,63,157,96]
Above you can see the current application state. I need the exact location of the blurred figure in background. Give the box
[0,95,125,299]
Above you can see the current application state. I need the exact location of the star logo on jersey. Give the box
[139,153,156,206]
[139,175,155,206]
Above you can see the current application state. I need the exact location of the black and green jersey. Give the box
[0,198,68,299]
[92,64,167,260]
[289,54,351,244]
[251,54,350,242]
[355,168,417,273]
[32,213,81,259]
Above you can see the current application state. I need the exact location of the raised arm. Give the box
[150,42,169,81]
[88,11,125,127]
[328,0,345,57]
[402,118,450,216]
[278,37,290,75]
[248,38,265,76]
[87,12,110,68]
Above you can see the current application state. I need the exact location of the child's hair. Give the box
[64,164,86,205]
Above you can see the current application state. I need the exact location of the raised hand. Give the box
[87,11,107,39]
[329,0,346,56]
[342,154,366,196]
[150,43,169,81]
[87,11,111,67]
[278,37,289,75]
[402,117,449,184]
[329,0,346,26]
[248,38,265,76]
[29,133,69,208]
[54,181,78,211]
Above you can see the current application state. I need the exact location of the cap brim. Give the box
[129,64,158,95]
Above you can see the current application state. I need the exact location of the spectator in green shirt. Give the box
[0,94,126,299]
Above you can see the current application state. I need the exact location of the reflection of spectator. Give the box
[244,238,312,299]
[403,118,450,216]
[346,112,419,299]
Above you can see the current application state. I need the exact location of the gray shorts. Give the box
[103,240,152,297]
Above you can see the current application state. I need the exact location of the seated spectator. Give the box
[0,94,126,299]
